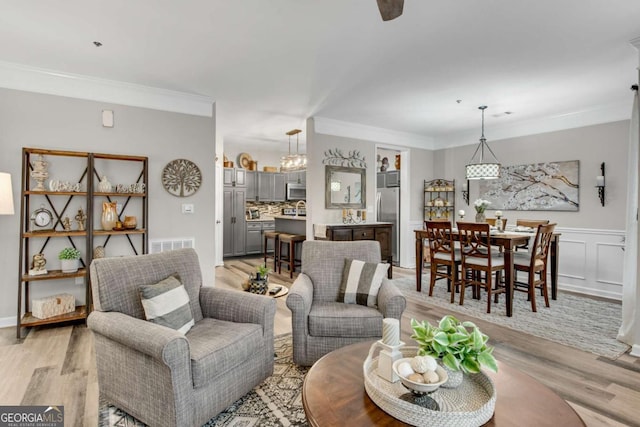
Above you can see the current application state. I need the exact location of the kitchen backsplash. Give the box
[246,201,303,217]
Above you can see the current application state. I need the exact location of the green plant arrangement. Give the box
[410,315,498,374]
[256,263,271,278]
[58,247,81,260]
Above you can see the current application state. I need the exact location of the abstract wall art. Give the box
[479,160,579,211]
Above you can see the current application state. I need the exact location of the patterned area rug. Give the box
[99,334,309,427]
[392,274,630,359]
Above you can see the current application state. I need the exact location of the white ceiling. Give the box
[1,1,639,153]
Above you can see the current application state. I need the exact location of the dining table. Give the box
[414,228,560,317]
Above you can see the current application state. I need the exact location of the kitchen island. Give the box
[273,215,306,235]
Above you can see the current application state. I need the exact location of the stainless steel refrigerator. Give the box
[376,187,399,264]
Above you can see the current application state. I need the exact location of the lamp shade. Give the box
[466,163,500,180]
[0,172,15,215]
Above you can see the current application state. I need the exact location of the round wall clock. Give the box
[162,159,202,197]
[30,204,53,231]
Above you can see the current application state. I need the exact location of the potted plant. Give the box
[411,315,497,387]
[256,263,271,281]
[58,247,81,273]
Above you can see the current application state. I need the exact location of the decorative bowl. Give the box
[392,358,448,394]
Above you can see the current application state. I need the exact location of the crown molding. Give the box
[313,116,435,149]
[0,61,214,117]
[432,100,631,150]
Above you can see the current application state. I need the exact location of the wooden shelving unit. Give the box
[424,179,456,224]
[17,148,148,338]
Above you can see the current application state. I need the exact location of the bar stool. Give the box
[277,233,305,278]
[264,231,280,271]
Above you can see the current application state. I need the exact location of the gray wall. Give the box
[436,120,629,229]
[0,88,216,322]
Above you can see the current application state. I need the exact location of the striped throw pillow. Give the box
[139,274,195,334]
[339,259,389,307]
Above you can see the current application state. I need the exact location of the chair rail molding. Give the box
[0,60,214,117]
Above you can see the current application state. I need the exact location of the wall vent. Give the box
[150,238,195,254]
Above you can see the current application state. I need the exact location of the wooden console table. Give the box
[315,222,393,278]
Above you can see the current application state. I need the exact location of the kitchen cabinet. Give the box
[245,220,276,255]
[246,171,258,201]
[258,172,286,202]
[286,171,306,184]
[223,187,246,257]
[316,222,393,278]
[223,167,246,187]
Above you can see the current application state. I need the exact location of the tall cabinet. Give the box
[17,148,148,338]
[423,179,455,223]
[223,181,246,257]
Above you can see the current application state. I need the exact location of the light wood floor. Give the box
[1,257,639,427]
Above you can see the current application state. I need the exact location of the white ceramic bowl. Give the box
[392,358,448,393]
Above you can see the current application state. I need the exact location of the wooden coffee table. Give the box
[303,341,585,426]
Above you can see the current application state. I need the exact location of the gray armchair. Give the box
[88,248,276,427]
[286,240,406,366]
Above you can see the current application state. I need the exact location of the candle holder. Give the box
[596,162,605,207]
[461,179,469,205]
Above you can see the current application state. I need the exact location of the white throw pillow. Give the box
[338,259,389,307]
[139,274,194,334]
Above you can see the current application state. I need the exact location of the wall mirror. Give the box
[325,165,366,209]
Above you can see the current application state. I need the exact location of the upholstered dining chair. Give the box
[515,219,550,251]
[485,218,508,228]
[425,220,461,303]
[88,249,276,427]
[513,223,557,312]
[286,240,406,366]
[457,222,506,313]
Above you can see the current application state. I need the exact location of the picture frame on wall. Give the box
[479,160,579,211]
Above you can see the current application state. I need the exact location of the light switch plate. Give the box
[182,203,194,214]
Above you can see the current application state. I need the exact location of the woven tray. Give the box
[363,345,496,427]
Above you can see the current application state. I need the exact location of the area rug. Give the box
[99,334,309,427]
[392,274,630,359]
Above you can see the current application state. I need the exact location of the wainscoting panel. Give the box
[556,228,624,300]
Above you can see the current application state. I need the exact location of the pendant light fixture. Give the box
[280,129,307,172]
[465,106,501,180]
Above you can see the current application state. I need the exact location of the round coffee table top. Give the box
[302,340,585,427]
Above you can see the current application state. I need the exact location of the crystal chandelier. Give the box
[280,129,307,172]
[465,106,501,180]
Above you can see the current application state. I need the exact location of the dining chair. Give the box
[515,219,550,251]
[457,222,506,313]
[513,223,557,312]
[425,221,461,303]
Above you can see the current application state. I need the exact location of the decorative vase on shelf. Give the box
[98,176,112,192]
[101,202,118,231]
[60,259,79,274]
[475,212,486,223]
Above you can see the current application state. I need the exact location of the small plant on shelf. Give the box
[410,315,497,374]
[58,247,81,260]
[58,247,81,273]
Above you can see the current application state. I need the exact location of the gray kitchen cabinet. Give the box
[273,173,286,201]
[223,168,246,187]
[257,172,286,201]
[246,171,258,201]
[223,187,246,257]
[246,222,263,255]
[286,171,306,184]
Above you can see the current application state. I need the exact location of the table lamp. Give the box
[0,172,15,215]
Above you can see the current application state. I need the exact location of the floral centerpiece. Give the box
[411,315,497,387]
[473,199,491,222]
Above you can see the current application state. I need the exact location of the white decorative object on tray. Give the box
[392,357,447,393]
[363,346,496,427]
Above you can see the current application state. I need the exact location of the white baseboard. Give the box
[0,316,16,328]
[631,344,640,358]
[558,283,622,301]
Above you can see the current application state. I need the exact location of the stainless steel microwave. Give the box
[286,183,306,201]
